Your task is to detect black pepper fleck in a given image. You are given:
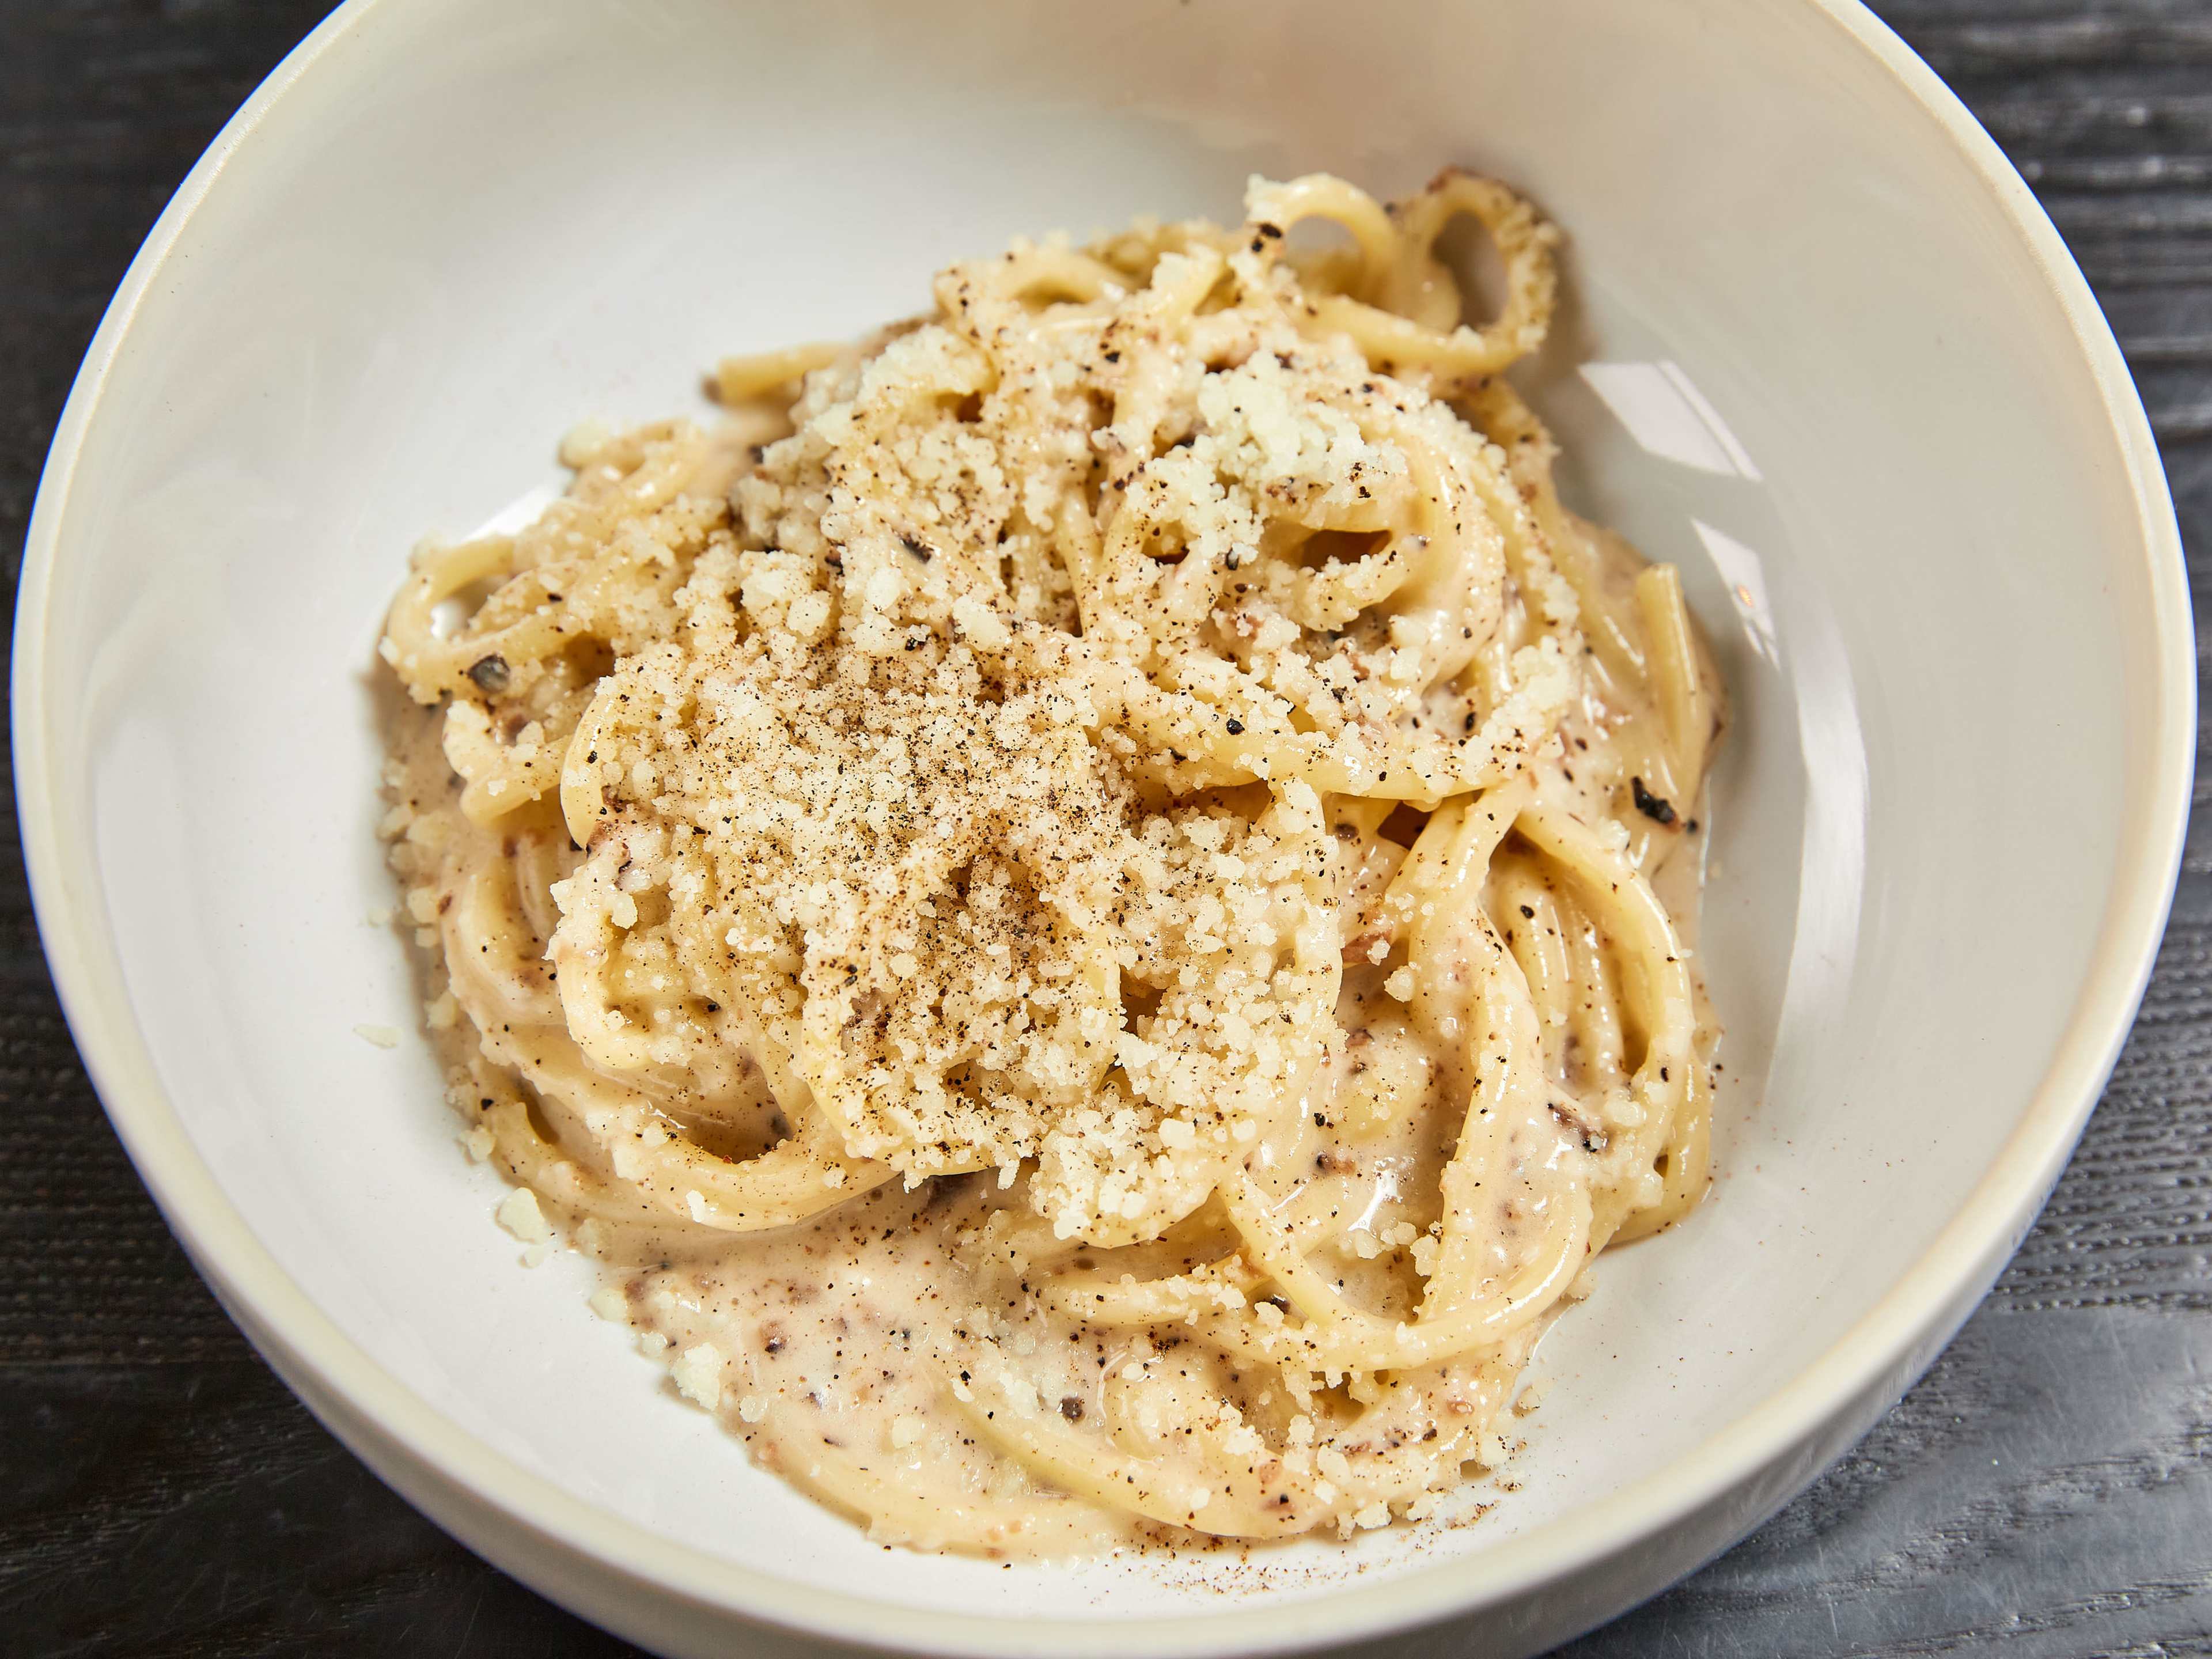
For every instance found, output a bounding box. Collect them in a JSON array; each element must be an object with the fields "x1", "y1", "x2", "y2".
[{"x1": 1631, "y1": 777, "x2": 1678, "y2": 825}]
